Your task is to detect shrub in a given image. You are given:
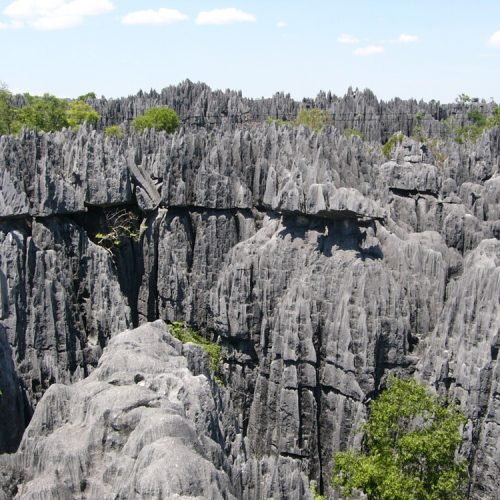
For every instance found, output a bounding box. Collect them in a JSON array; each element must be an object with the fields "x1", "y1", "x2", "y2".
[
  {"x1": 332, "y1": 376, "x2": 467, "y2": 500},
  {"x1": 105, "y1": 125, "x2": 124, "y2": 138},
  {"x1": 344, "y1": 128, "x2": 366, "y2": 139},
  {"x1": 487, "y1": 106, "x2": 500, "y2": 128},
  {"x1": 266, "y1": 116, "x2": 290, "y2": 127},
  {"x1": 132, "y1": 106, "x2": 180, "y2": 134},
  {"x1": 309, "y1": 481, "x2": 325, "y2": 500},
  {"x1": 295, "y1": 107, "x2": 331, "y2": 132},
  {"x1": 93, "y1": 208, "x2": 145, "y2": 250},
  {"x1": 468, "y1": 109, "x2": 487, "y2": 127},
  {"x1": 266, "y1": 108, "x2": 331, "y2": 133},
  {"x1": 382, "y1": 131, "x2": 405, "y2": 158},
  {"x1": 169, "y1": 321, "x2": 222, "y2": 383},
  {"x1": 66, "y1": 100, "x2": 100, "y2": 130}
]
